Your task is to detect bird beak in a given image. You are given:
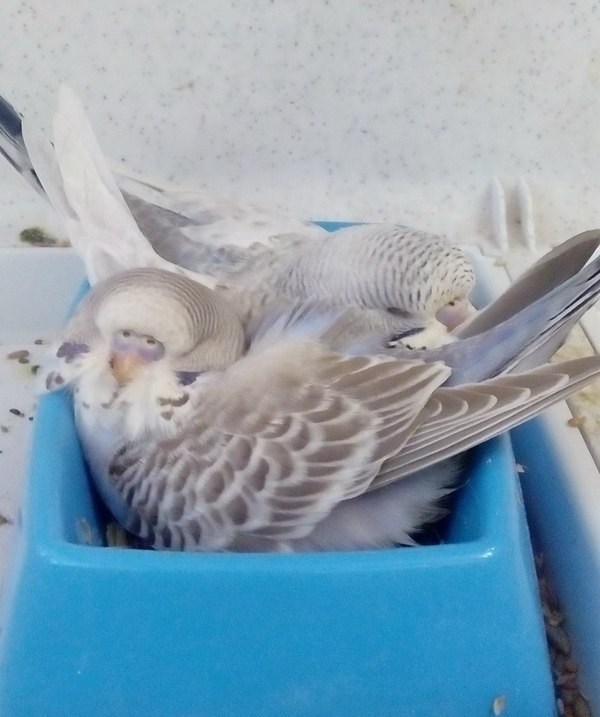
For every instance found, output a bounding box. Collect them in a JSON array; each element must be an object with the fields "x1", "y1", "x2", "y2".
[
  {"x1": 436, "y1": 299, "x2": 477, "y2": 331},
  {"x1": 110, "y1": 352, "x2": 144, "y2": 386}
]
